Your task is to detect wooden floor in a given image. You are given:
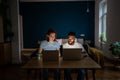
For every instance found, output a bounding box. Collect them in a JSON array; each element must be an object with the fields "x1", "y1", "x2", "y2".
[{"x1": 0, "y1": 59, "x2": 120, "y2": 80}]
